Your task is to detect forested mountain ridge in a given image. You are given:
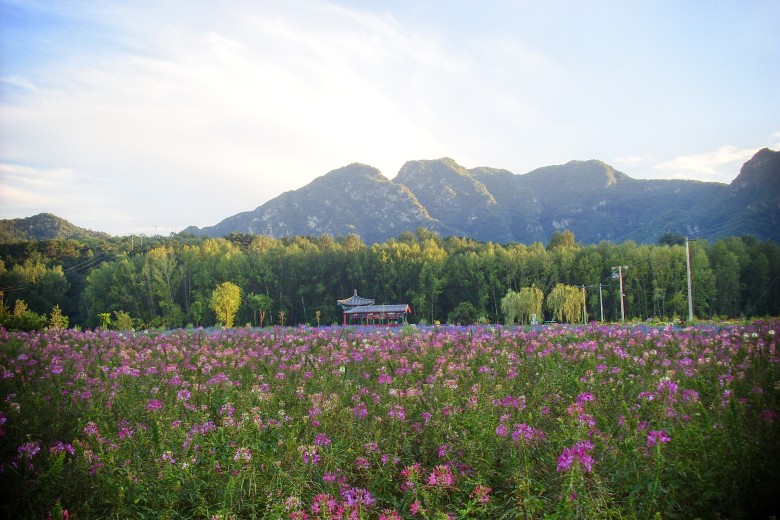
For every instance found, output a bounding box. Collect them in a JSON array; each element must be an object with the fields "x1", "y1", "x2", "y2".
[
  {"x1": 0, "y1": 213, "x2": 111, "y2": 242},
  {"x1": 185, "y1": 149, "x2": 780, "y2": 244}
]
